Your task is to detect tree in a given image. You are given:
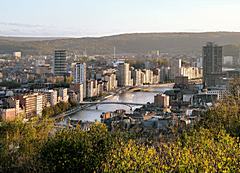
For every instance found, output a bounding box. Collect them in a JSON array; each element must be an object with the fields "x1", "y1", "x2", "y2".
[
  {"x1": 101, "y1": 128, "x2": 240, "y2": 172},
  {"x1": 39, "y1": 123, "x2": 122, "y2": 173},
  {"x1": 42, "y1": 107, "x2": 54, "y2": 117},
  {"x1": 0, "y1": 117, "x2": 54, "y2": 172},
  {"x1": 199, "y1": 97, "x2": 240, "y2": 137},
  {"x1": 228, "y1": 78, "x2": 240, "y2": 98}
]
